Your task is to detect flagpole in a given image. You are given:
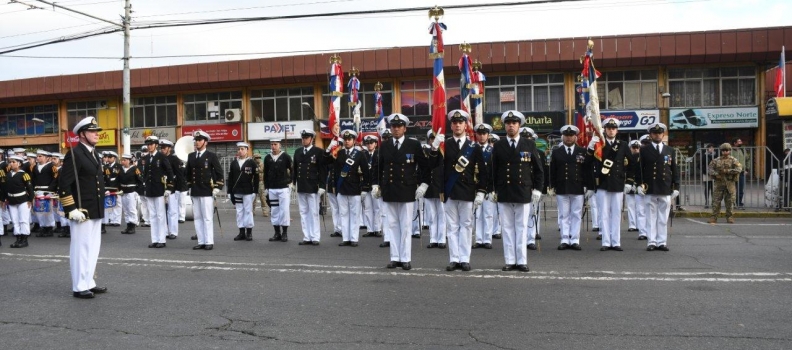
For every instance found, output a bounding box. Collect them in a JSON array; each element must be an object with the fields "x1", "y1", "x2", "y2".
[{"x1": 428, "y1": 5, "x2": 447, "y2": 150}]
